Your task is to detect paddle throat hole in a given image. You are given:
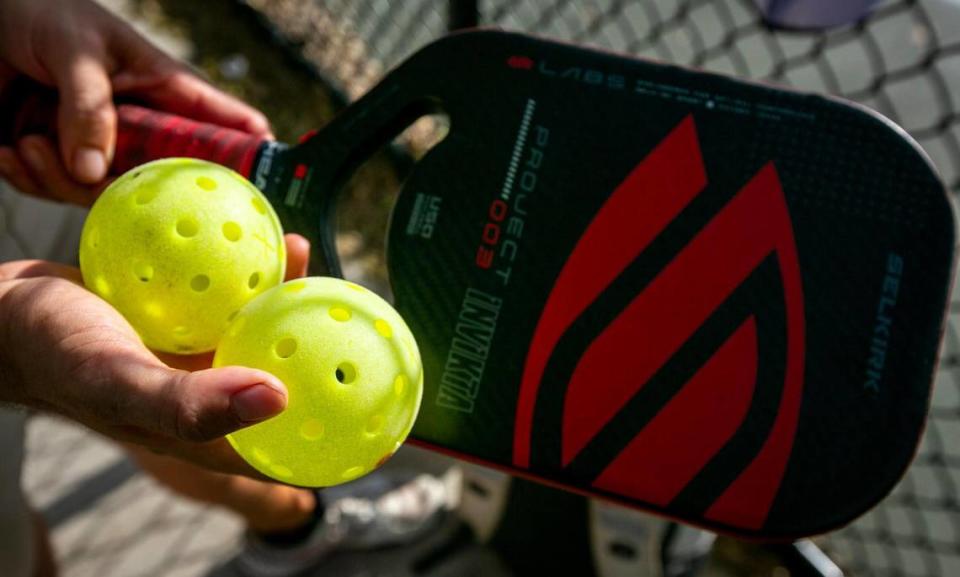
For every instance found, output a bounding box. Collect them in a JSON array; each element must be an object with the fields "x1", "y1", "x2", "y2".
[{"x1": 330, "y1": 108, "x2": 450, "y2": 292}]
